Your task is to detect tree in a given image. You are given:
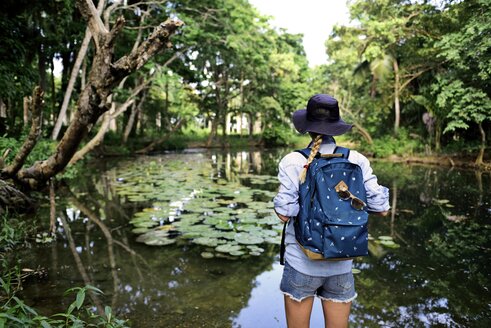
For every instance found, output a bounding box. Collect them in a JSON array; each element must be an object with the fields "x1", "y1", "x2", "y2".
[
  {"x1": 431, "y1": 0, "x2": 491, "y2": 164},
  {"x1": 1, "y1": 0, "x2": 182, "y2": 192}
]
